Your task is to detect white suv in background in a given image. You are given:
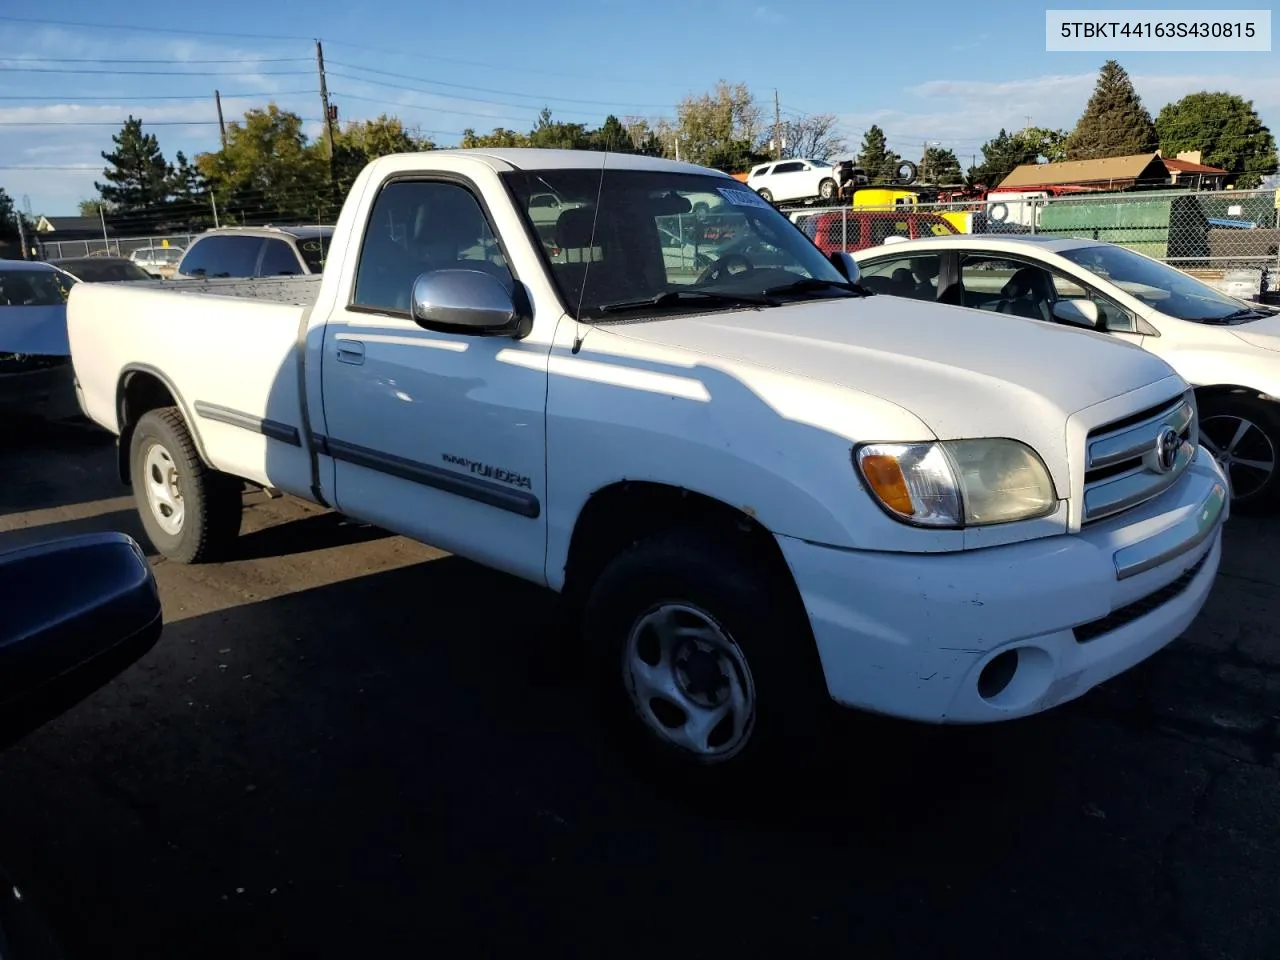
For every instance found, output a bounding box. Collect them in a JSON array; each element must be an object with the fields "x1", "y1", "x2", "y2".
[{"x1": 746, "y1": 159, "x2": 838, "y2": 204}]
